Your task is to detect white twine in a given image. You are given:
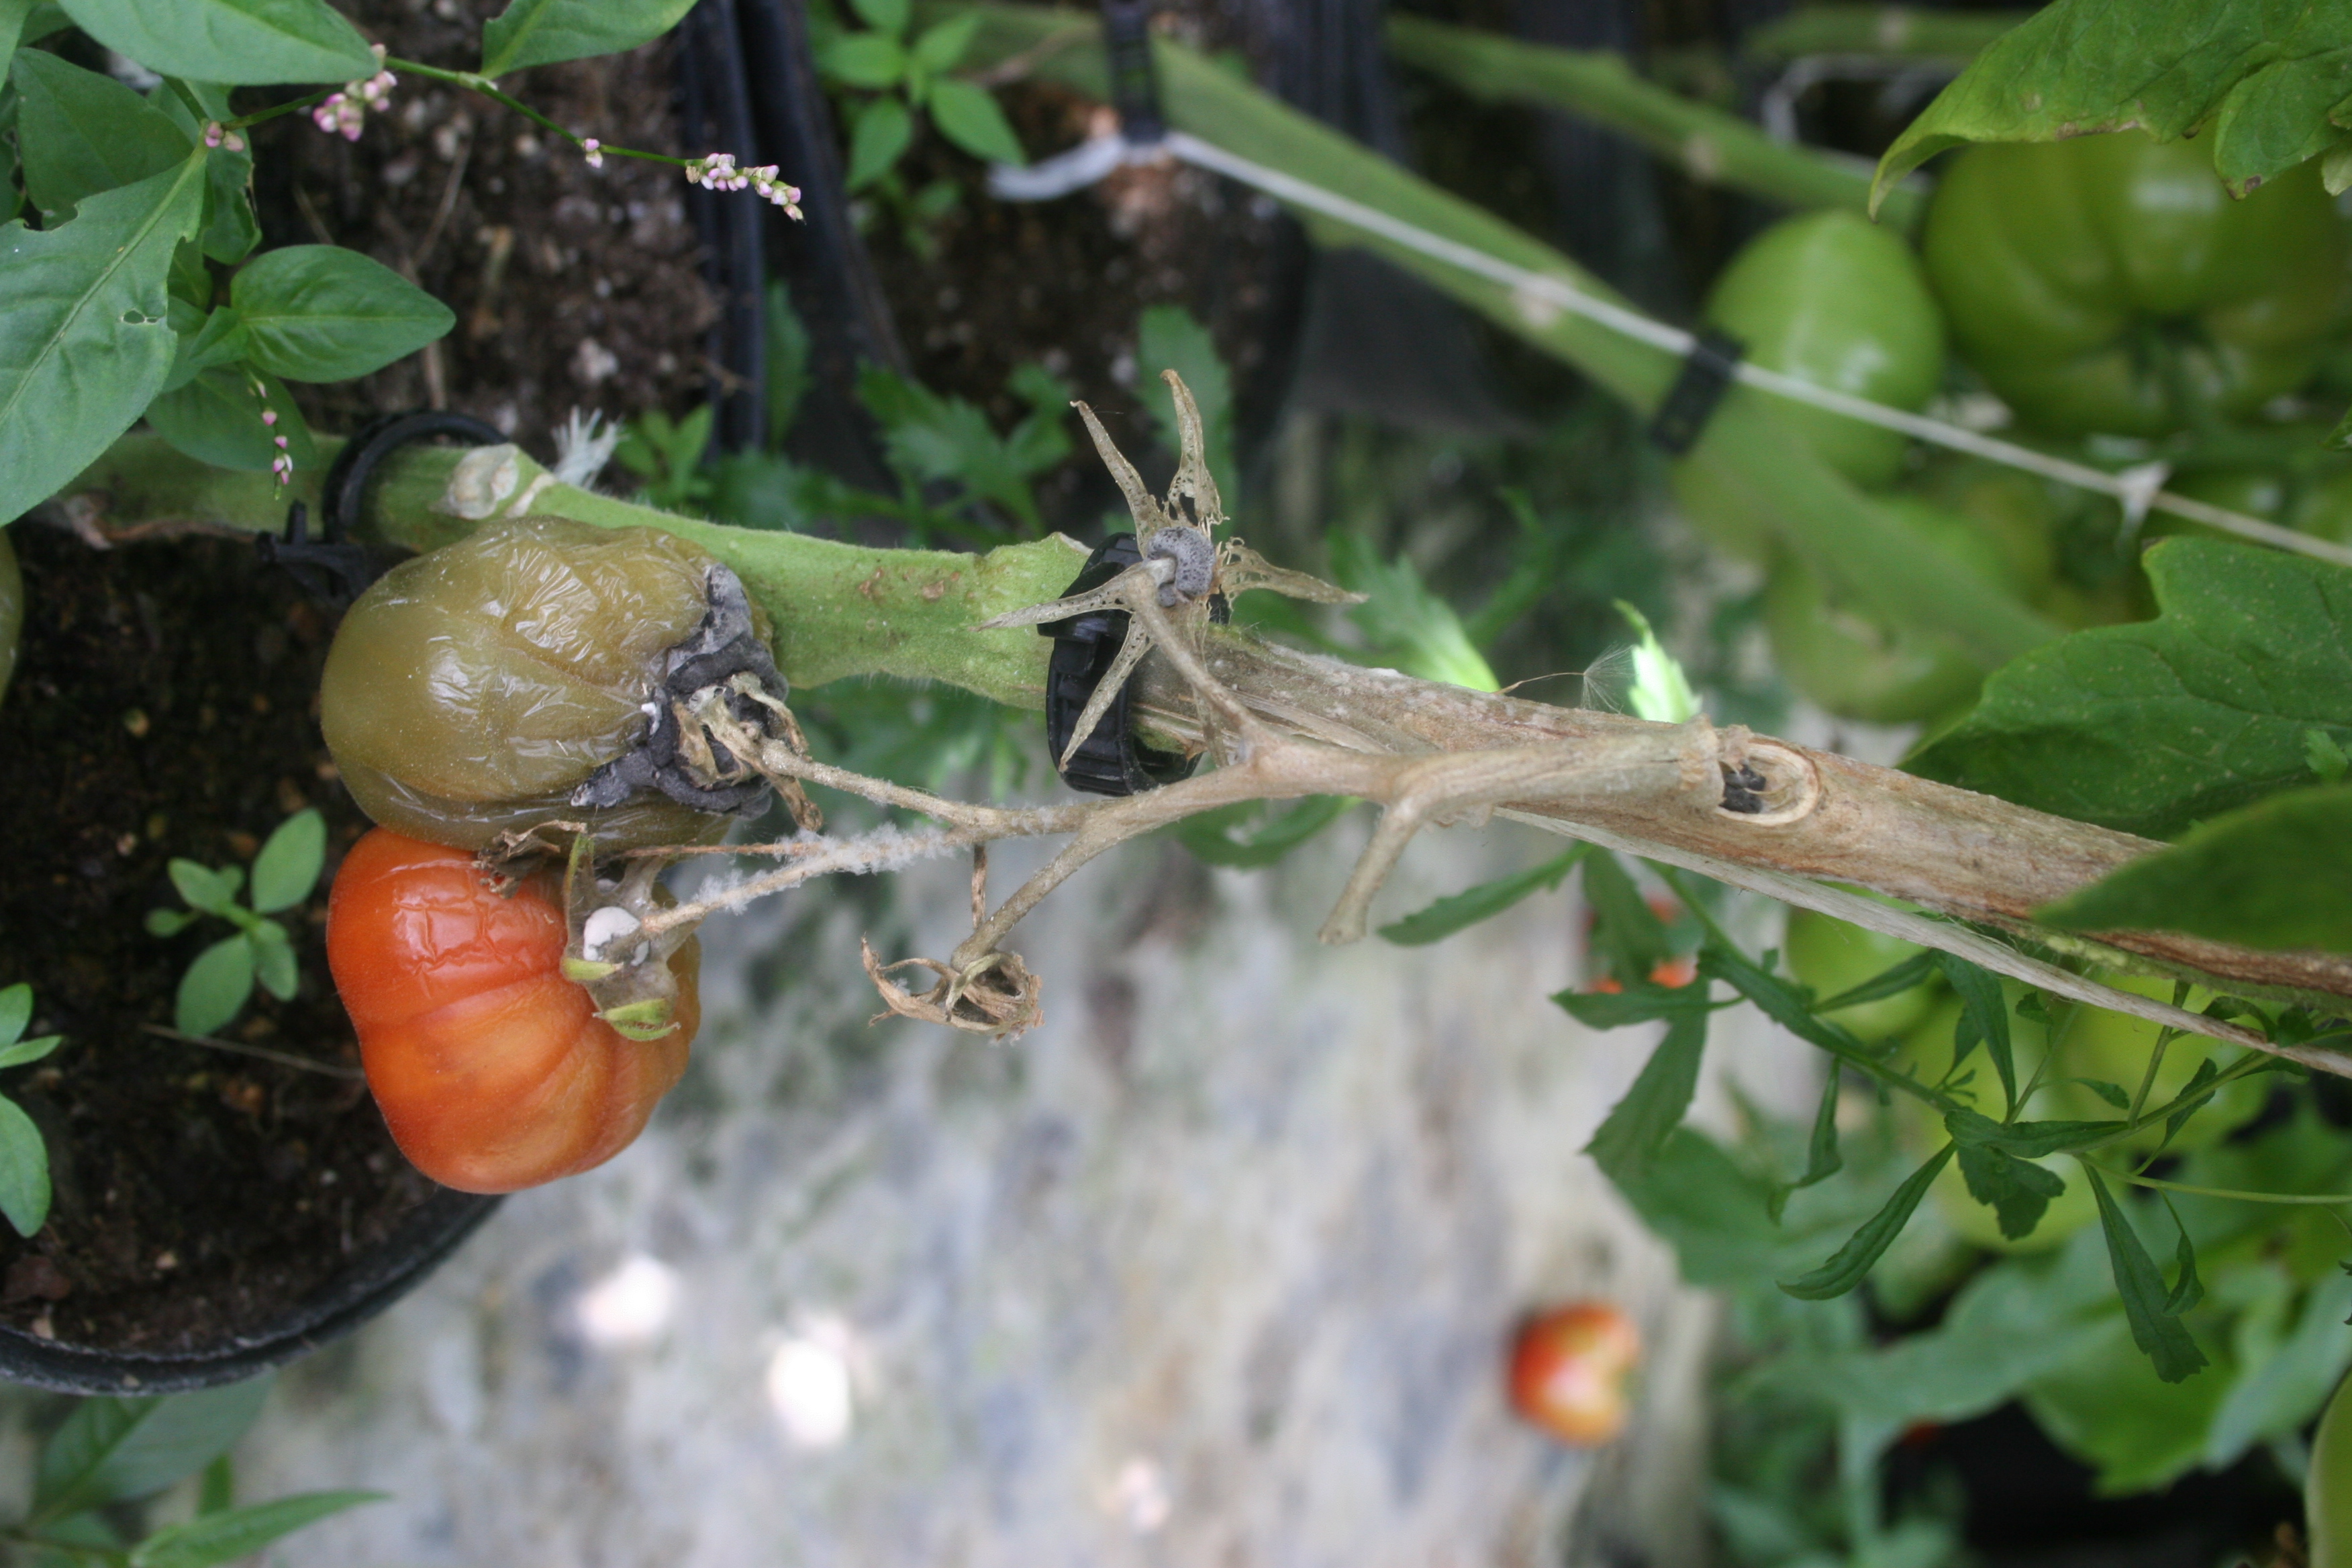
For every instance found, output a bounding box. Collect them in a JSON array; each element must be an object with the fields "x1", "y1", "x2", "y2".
[{"x1": 1153, "y1": 130, "x2": 2352, "y2": 571}]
